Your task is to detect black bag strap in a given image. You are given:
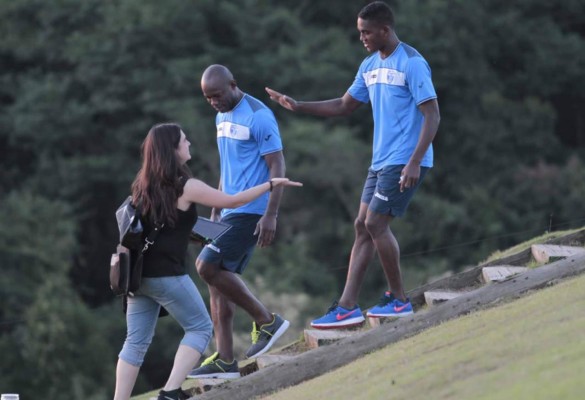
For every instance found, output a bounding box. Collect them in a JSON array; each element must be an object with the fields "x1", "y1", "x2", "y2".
[
  {"x1": 133, "y1": 198, "x2": 164, "y2": 254},
  {"x1": 124, "y1": 222, "x2": 163, "y2": 297},
  {"x1": 141, "y1": 222, "x2": 164, "y2": 253}
]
